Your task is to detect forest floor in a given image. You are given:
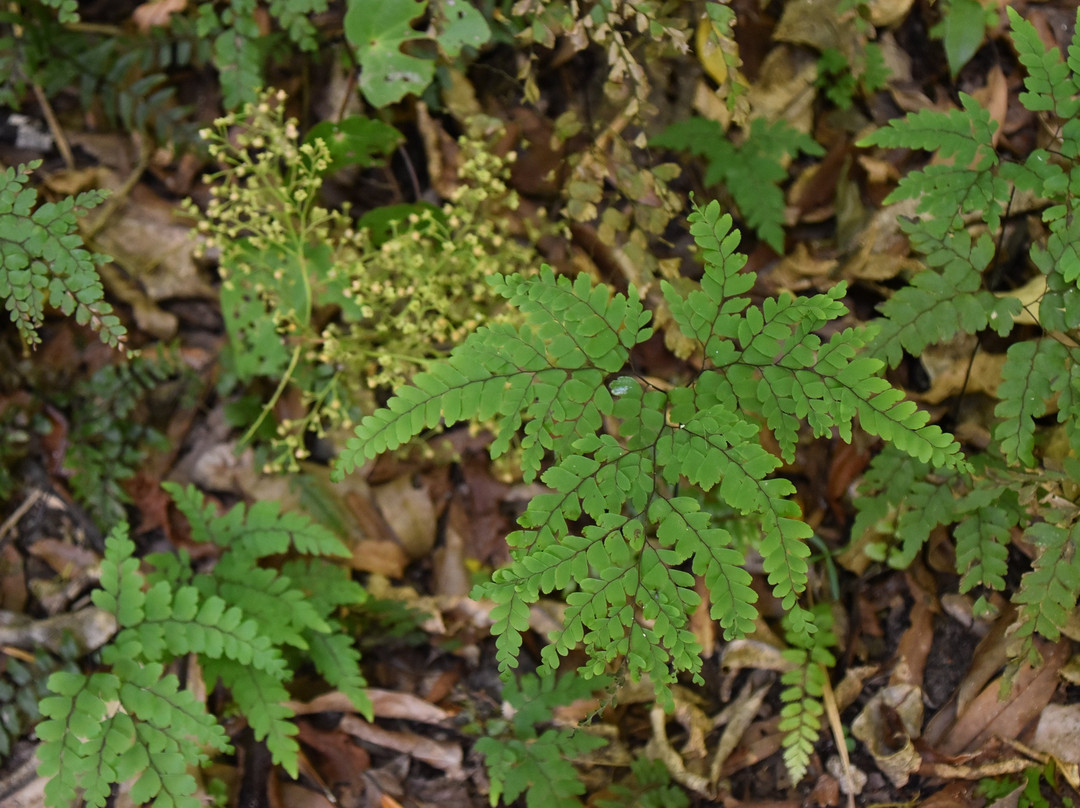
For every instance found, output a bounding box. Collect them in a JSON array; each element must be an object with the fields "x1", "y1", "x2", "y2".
[{"x1": 3, "y1": 1, "x2": 1080, "y2": 807}]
